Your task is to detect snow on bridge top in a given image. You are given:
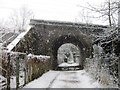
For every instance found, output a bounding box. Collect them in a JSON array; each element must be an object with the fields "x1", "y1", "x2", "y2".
[{"x1": 30, "y1": 19, "x2": 108, "y2": 29}]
